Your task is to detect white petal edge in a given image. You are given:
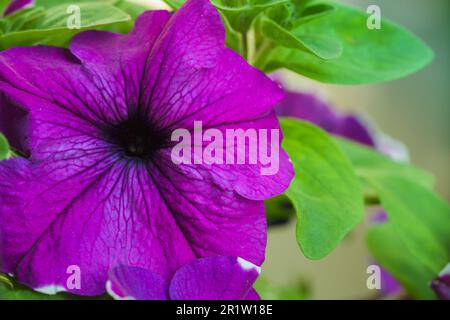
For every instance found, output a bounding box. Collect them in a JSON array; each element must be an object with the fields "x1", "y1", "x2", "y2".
[
  {"x1": 35, "y1": 284, "x2": 67, "y2": 295},
  {"x1": 105, "y1": 280, "x2": 135, "y2": 300},
  {"x1": 237, "y1": 257, "x2": 261, "y2": 274}
]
